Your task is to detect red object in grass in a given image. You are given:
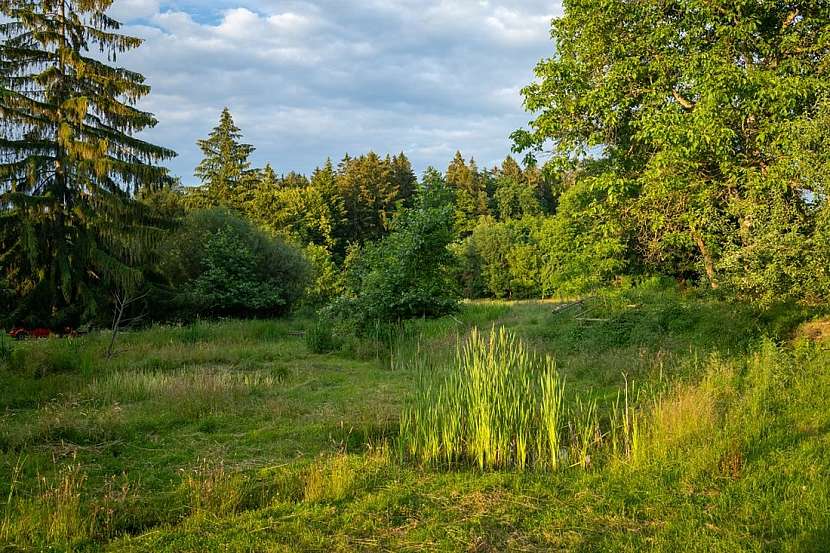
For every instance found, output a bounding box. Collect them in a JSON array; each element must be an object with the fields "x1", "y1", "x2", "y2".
[
  {"x1": 8, "y1": 327, "x2": 52, "y2": 340},
  {"x1": 8, "y1": 328, "x2": 29, "y2": 340}
]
